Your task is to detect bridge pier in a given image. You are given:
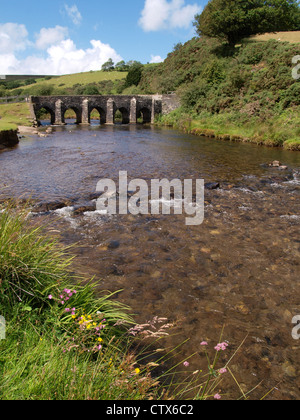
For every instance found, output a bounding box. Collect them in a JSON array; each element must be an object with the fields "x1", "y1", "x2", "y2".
[
  {"x1": 106, "y1": 98, "x2": 114, "y2": 125},
  {"x1": 55, "y1": 99, "x2": 64, "y2": 125},
  {"x1": 81, "y1": 99, "x2": 89, "y2": 125},
  {"x1": 130, "y1": 97, "x2": 137, "y2": 124}
]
